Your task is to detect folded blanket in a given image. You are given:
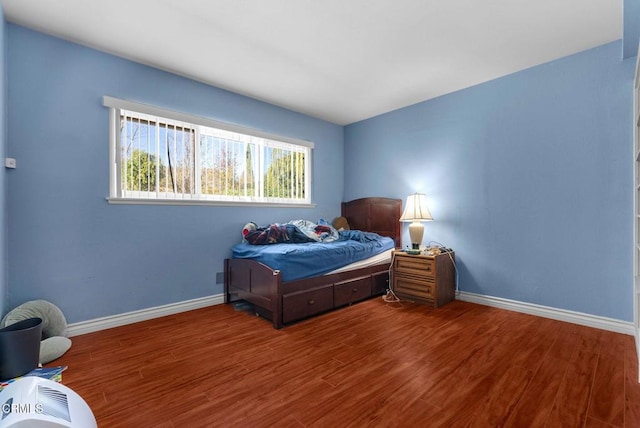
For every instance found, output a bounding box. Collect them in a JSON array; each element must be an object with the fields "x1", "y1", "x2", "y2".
[
  {"x1": 288, "y1": 219, "x2": 339, "y2": 243},
  {"x1": 338, "y1": 230, "x2": 382, "y2": 243},
  {"x1": 244, "y1": 219, "x2": 339, "y2": 245}
]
